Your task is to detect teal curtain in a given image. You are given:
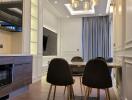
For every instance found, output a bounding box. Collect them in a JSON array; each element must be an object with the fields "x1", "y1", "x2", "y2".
[{"x1": 82, "y1": 16, "x2": 111, "y2": 62}]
